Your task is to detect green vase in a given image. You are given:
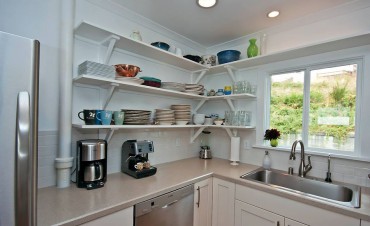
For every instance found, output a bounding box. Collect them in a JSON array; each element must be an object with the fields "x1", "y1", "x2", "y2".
[
  {"x1": 247, "y1": 38, "x2": 258, "y2": 58},
  {"x1": 270, "y1": 139, "x2": 278, "y2": 147}
]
